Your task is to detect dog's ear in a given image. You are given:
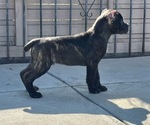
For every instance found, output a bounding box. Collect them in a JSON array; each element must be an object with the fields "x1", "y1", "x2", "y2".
[
  {"x1": 101, "y1": 8, "x2": 108, "y2": 14},
  {"x1": 107, "y1": 10, "x2": 117, "y2": 20},
  {"x1": 101, "y1": 9, "x2": 117, "y2": 20}
]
